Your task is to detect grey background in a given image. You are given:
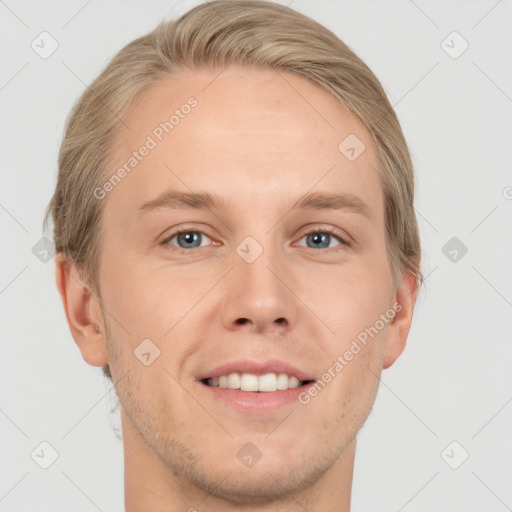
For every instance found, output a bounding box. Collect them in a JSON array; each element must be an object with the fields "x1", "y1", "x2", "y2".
[{"x1": 1, "y1": 0, "x2": 511, "y2": 510}]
